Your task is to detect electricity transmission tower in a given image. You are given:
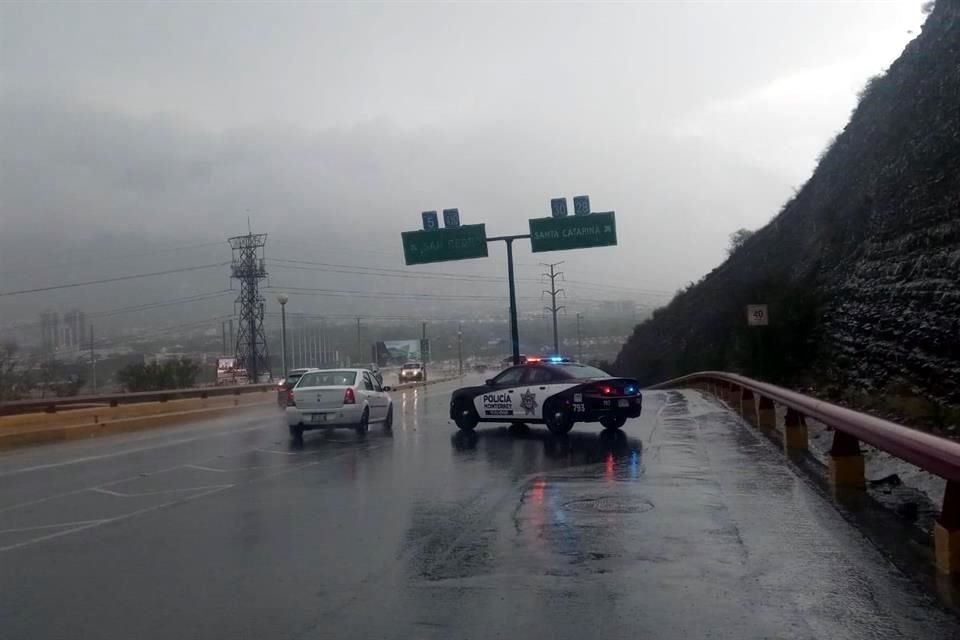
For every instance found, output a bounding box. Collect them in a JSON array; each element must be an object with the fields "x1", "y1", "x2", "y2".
[
  {"x1": 229, "y1": 232, "x2": 269, "y2": 382},
  {"x1": 541, "y1": 262, "x2": 565, "y2": 355}
]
